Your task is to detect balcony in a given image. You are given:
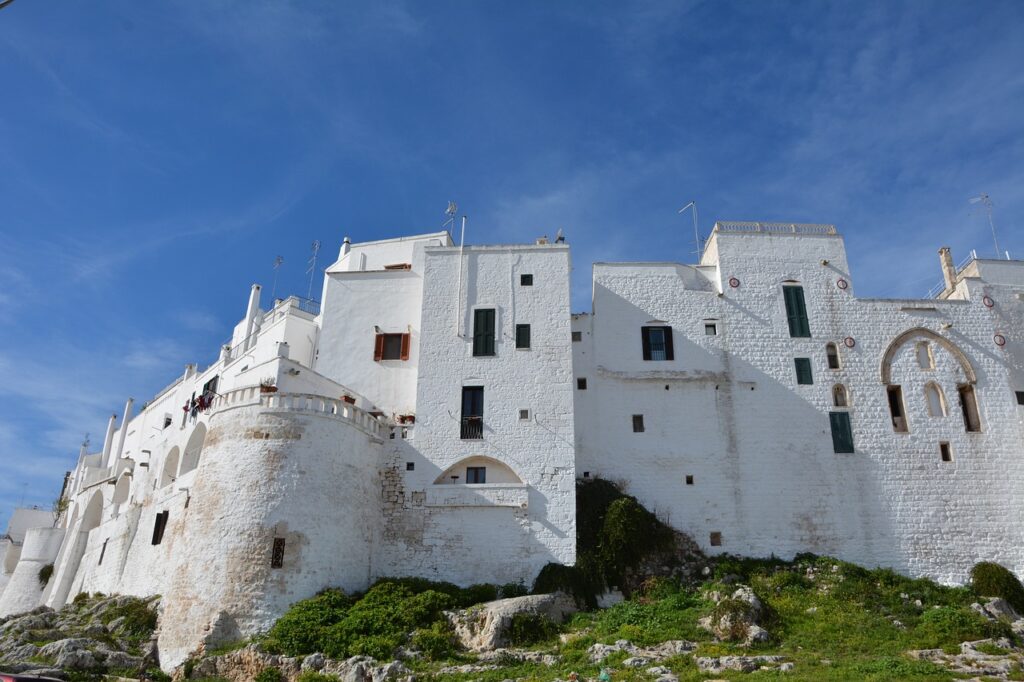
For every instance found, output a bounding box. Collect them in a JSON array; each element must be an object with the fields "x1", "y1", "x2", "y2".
[{"x1": 460, "y1": 416, "x2": 483, "y2": 440}]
